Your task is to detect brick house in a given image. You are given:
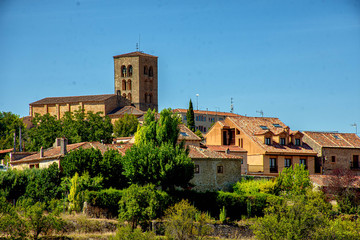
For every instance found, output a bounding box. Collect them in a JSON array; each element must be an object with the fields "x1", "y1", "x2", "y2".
[
  {"x1": 205, "y1": 116, "x2": 318, "y2": 176},
  {"x1": 302, "y1": 131, "x2": 360, "y2": 175}
]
